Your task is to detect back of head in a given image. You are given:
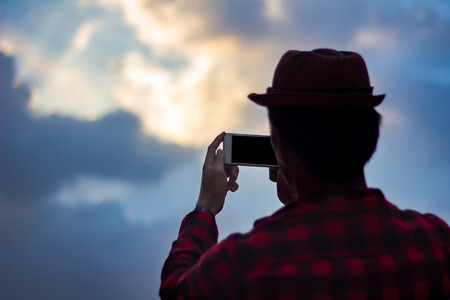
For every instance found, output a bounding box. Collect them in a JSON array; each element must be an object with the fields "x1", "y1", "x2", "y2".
[
  {"x1": 268, "y1": 107, "x2": 381, "y2": 183},
  {"x1": 248, "y1": 48, "x2": 385, "y2": 183}
]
